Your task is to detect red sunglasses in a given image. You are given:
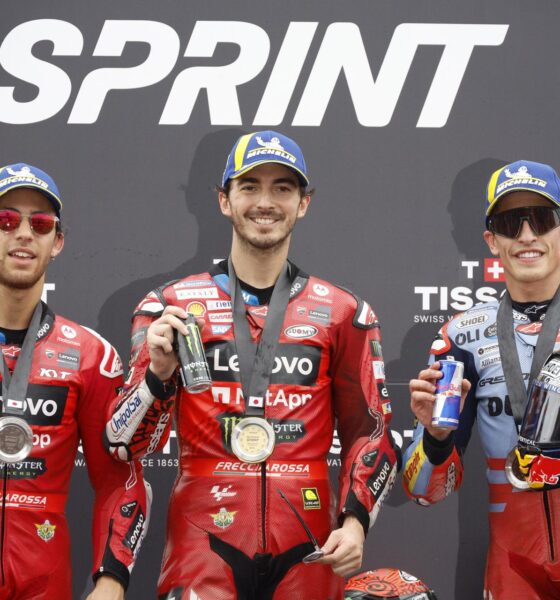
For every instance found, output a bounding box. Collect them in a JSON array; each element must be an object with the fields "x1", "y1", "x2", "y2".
[{"x1": 0, "y1": 209, "x2": 59, "y2": 235}]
